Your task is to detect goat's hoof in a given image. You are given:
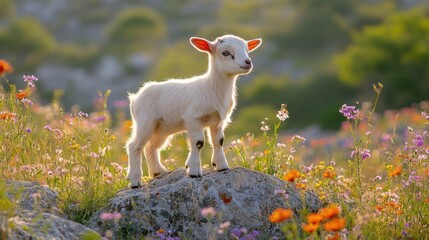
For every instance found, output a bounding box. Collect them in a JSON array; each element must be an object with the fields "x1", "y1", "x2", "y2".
[
  {"x1": 217, "y1": 168, "x2": 229, "y2": 172},
  {"x1": 189, "y1": 174, "x2": 202, "y2": 178},
  {"x1": 153, "y1": 172, "x2": 161, "y2": 177},
  {"x1": 212, "y1": 162, "x2": 216, "y2": 167},
  {"x1": 130, "y1": 183, "x2": 142, "y2": 189}
]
